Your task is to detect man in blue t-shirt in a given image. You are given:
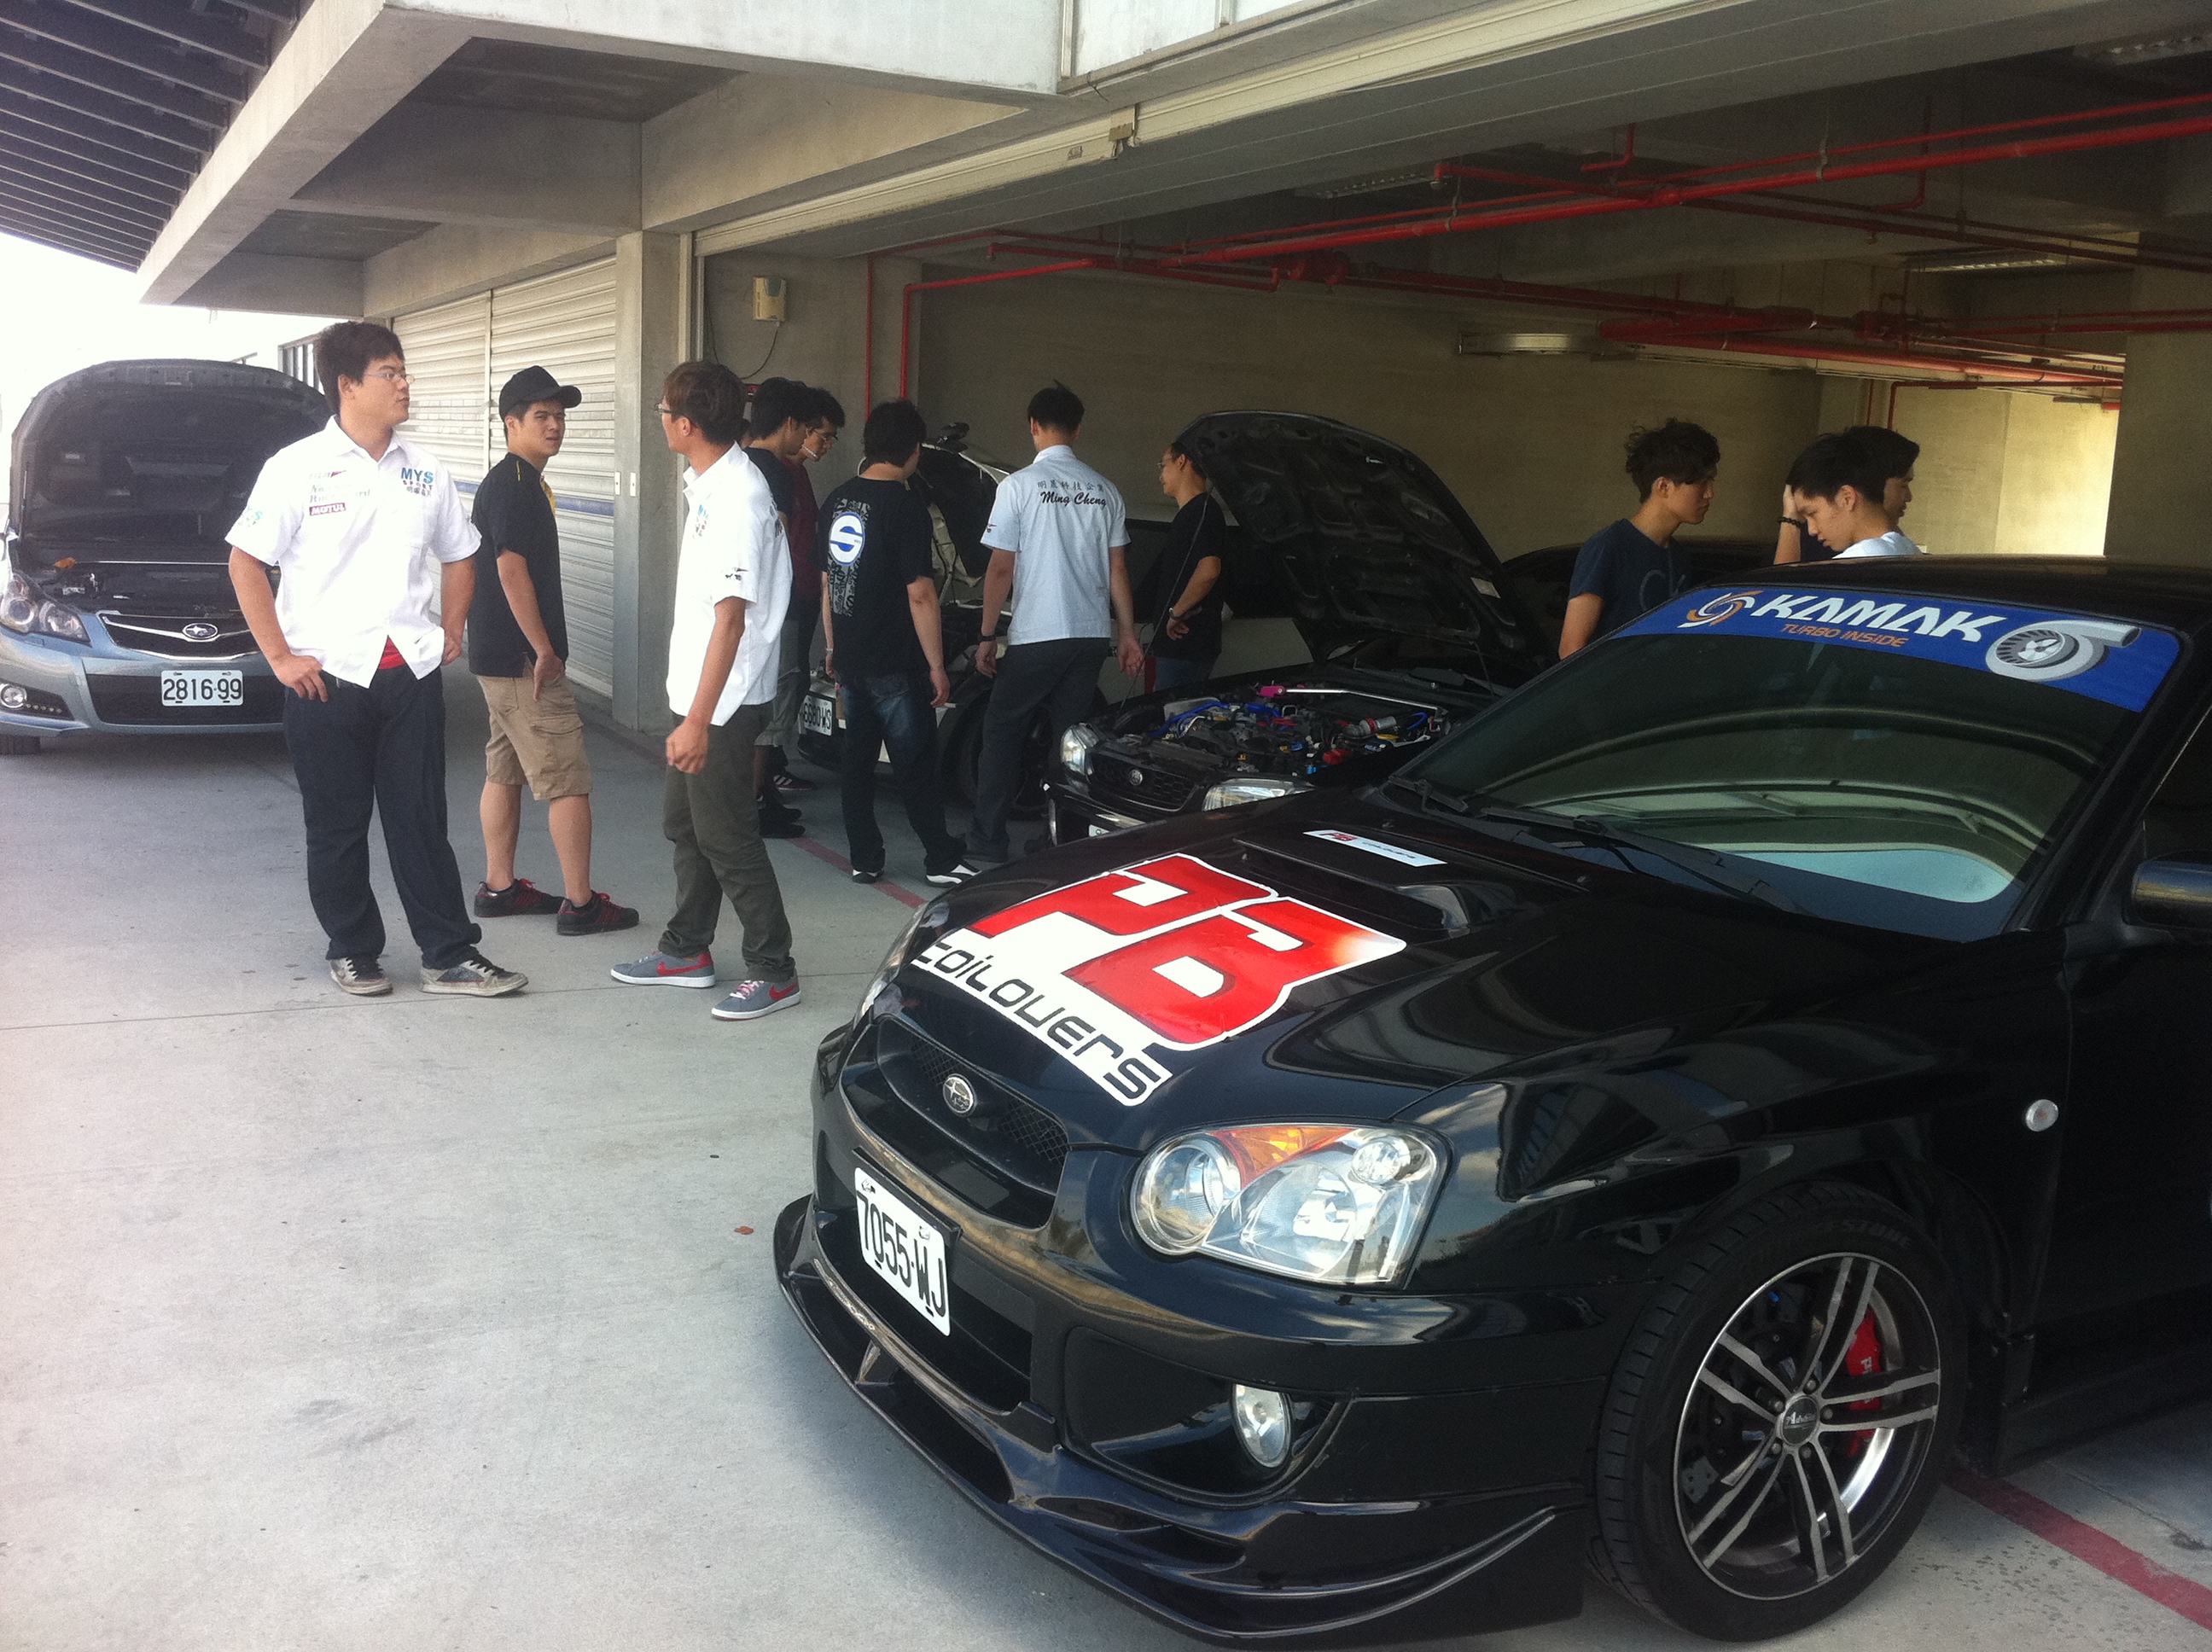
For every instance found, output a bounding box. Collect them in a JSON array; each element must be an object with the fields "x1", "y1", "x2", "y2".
[{"x1": 1558, "y1": 420, "x2": 1721, "y2": 657}]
